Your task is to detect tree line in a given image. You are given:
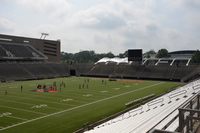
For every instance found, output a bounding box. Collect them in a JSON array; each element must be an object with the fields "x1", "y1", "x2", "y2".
[{"x1": 61, "y1": 49, "x2": 200, "y2": 63}]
